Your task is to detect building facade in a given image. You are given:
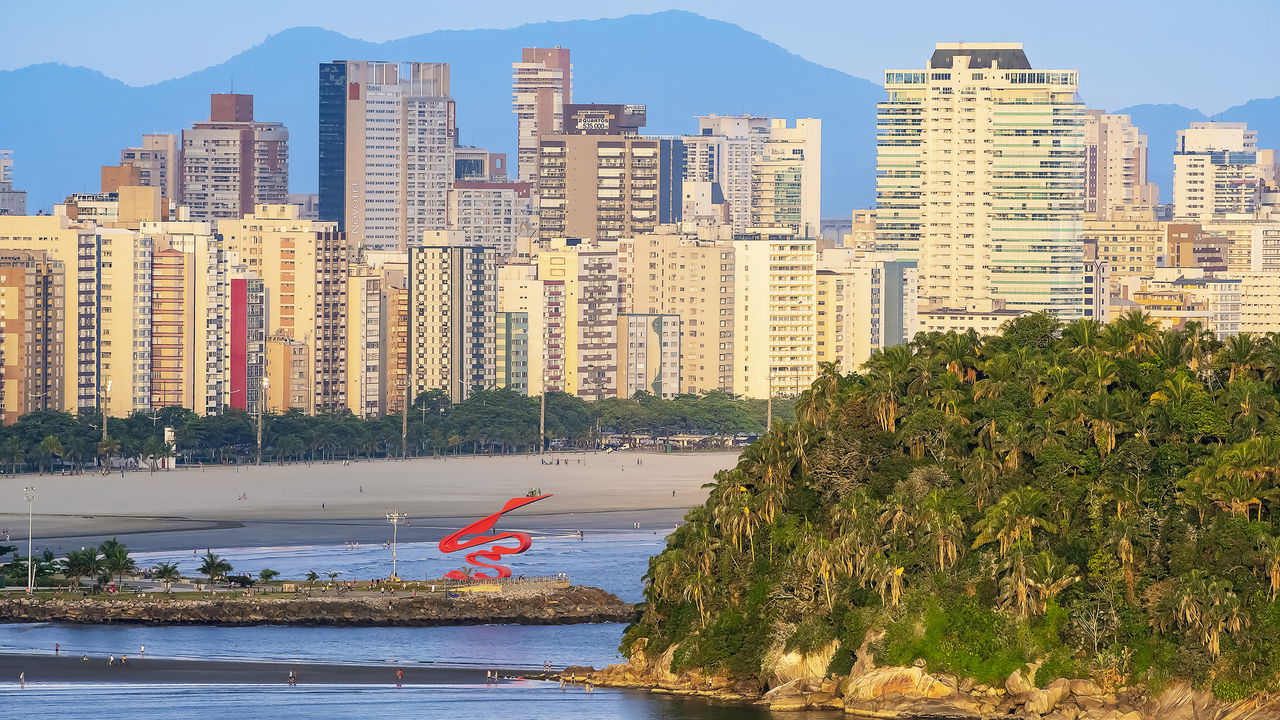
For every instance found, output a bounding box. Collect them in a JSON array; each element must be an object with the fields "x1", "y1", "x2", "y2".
[
  {"x1": 407, "y1": 244, "x2": 498, "y2": 403},
  {"x1": 319, "y1": 61, "x2": 457, "y2": 251},
  {"x1": 0, "y1": 250, "x2": 64, "y2": 423},
  {"x1": 512, "y1": 47, "x2": 572, "y2": 184},
  {"x1": 1083, "y1": 111, "x2": 1157, "y2": 219},
  {"x1": 876, "y1": 43, "x2": 1087, "y2": 322},
  {"x1": 181, "y1": 94, "x2": 288, "y2": 221}
]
